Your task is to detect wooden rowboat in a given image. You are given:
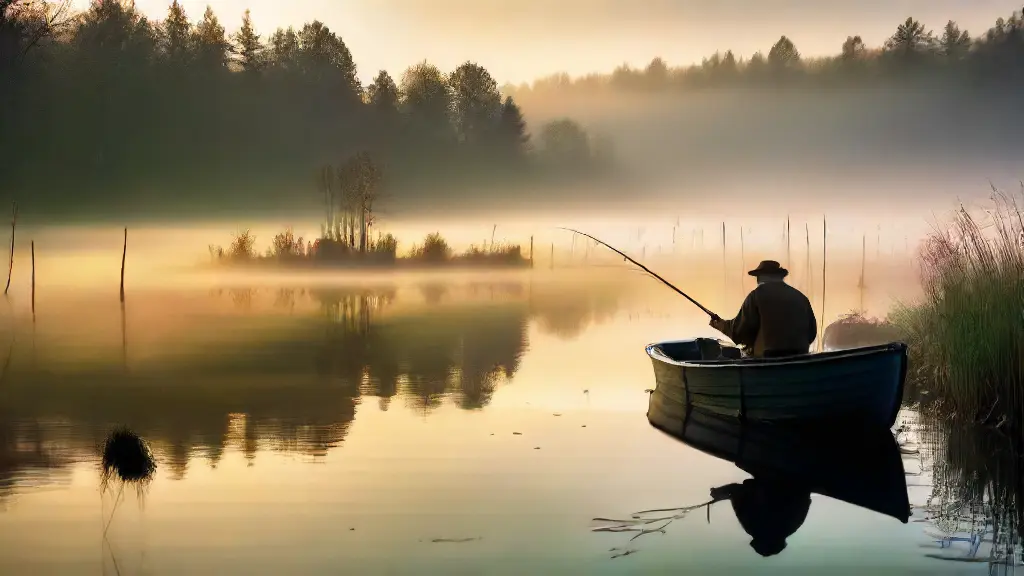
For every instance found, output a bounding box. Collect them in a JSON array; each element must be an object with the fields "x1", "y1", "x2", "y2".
[
  {"x1": 658, "y1": 406, "x2": 911, "y2": 526},
  {"x1": 646, "y1": 338, "x2": 908, "y2": 428}
]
